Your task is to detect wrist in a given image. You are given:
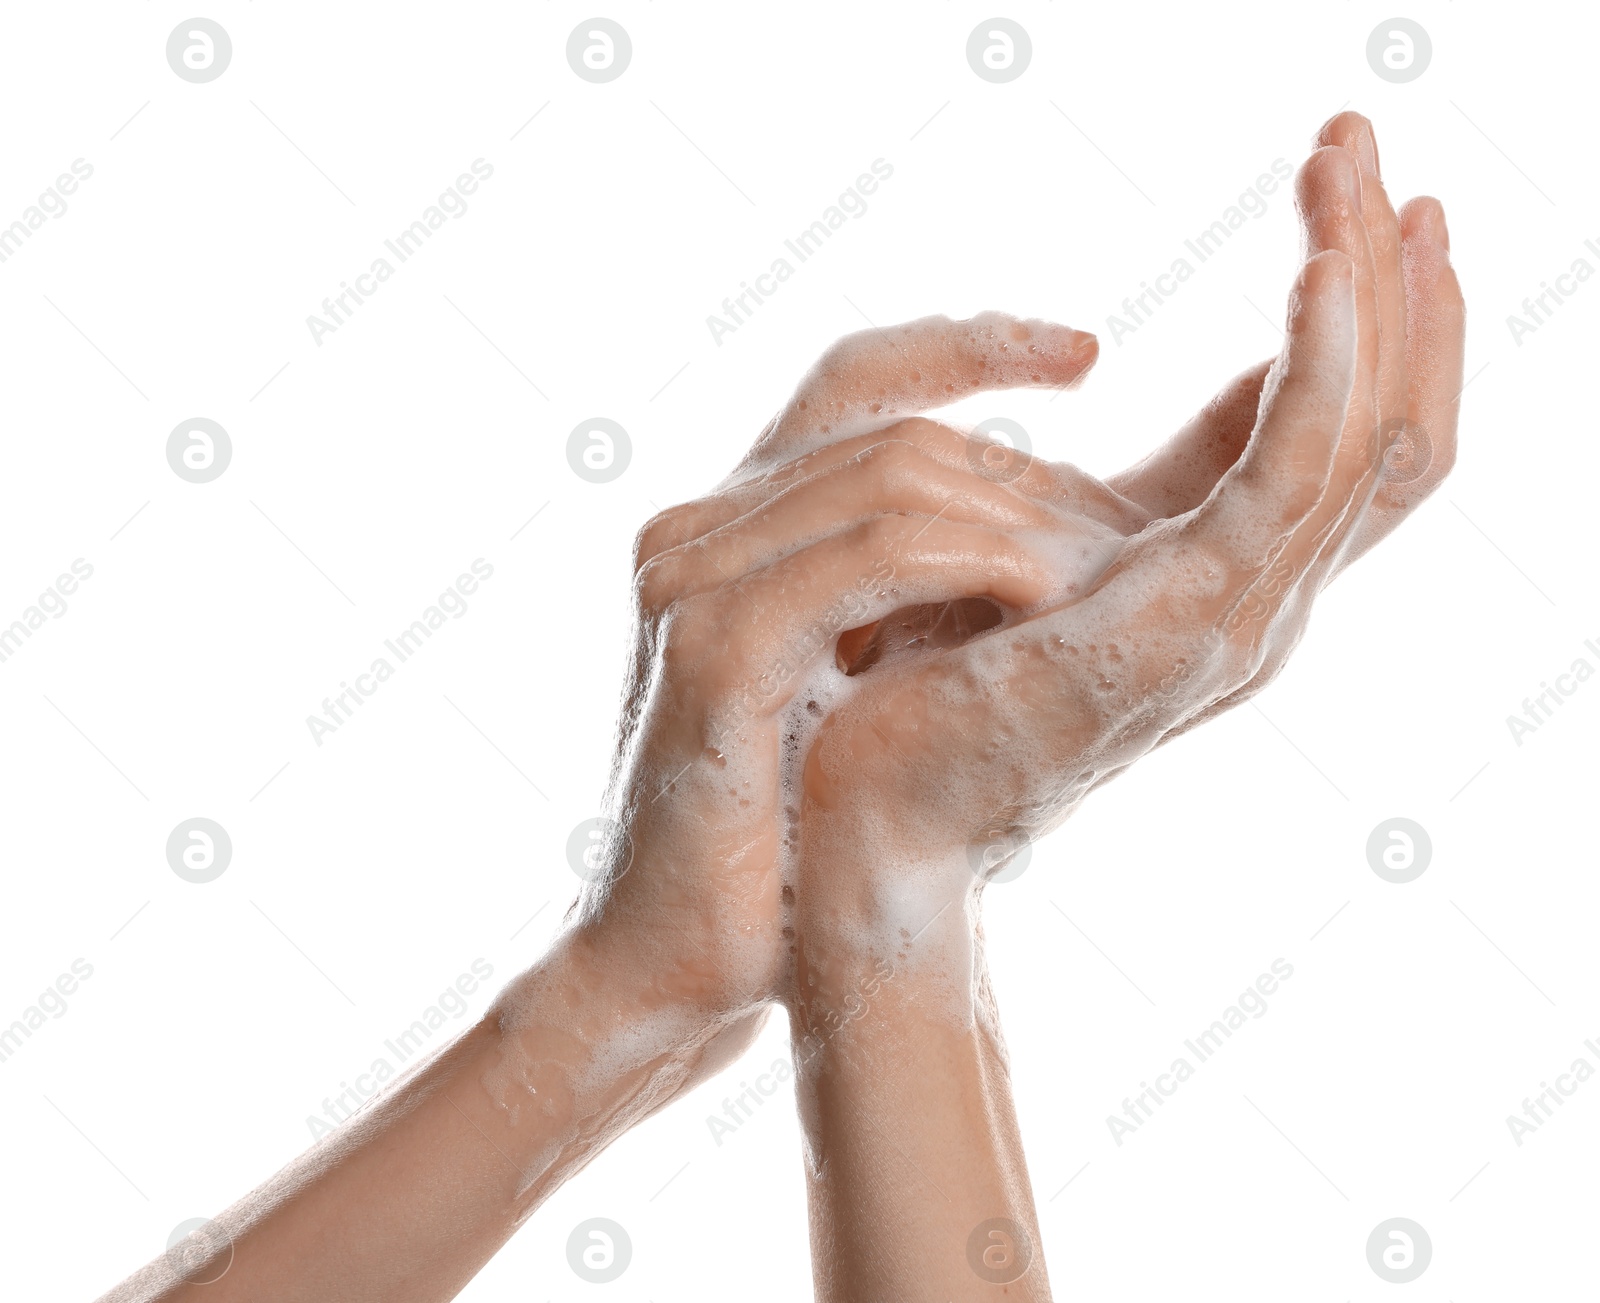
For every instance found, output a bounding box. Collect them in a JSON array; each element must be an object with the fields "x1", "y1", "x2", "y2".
[
  {"x1": 584, "y1": 812, "x2": 788, "y2": 1010},
  {"x1": 484, "y1": 929, "x2": 716, "y2": 1115},
  {"x1": 576, "y1": 884, "x2": 783, "y2": 1016},
  {"x1": 507, "y1": 917, "x2": 744, "y2": 1042},
  {"x1": 787, "y1": 897, "x2": 981, "y2": 1052},
  {"x1": 441, "y1": 927, "x2": 761, "y2": 1218},
  {"x1": 791, "y1": 869, "x2": 978, "y2": 983}
]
